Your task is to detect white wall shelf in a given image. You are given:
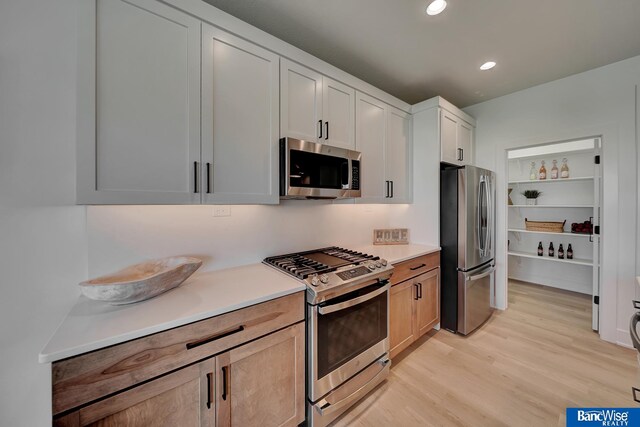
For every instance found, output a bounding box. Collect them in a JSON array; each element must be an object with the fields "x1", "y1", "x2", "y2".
[
  {"x1": 508, "y1": 250, "x2": 593, "y2": 266},
  {"x1": 508, "y1": 177, "x2": 594, "y2": 185},
  {"x1": 508, "y1": 228, "x2": 592, "y2": 238}
]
